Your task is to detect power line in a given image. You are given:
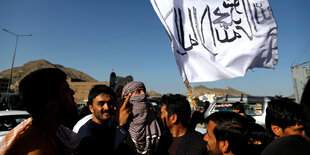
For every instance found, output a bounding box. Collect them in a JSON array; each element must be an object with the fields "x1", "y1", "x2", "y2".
[{"x1": 291, "y1": 39, "x2": 310, "y2": 67}]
